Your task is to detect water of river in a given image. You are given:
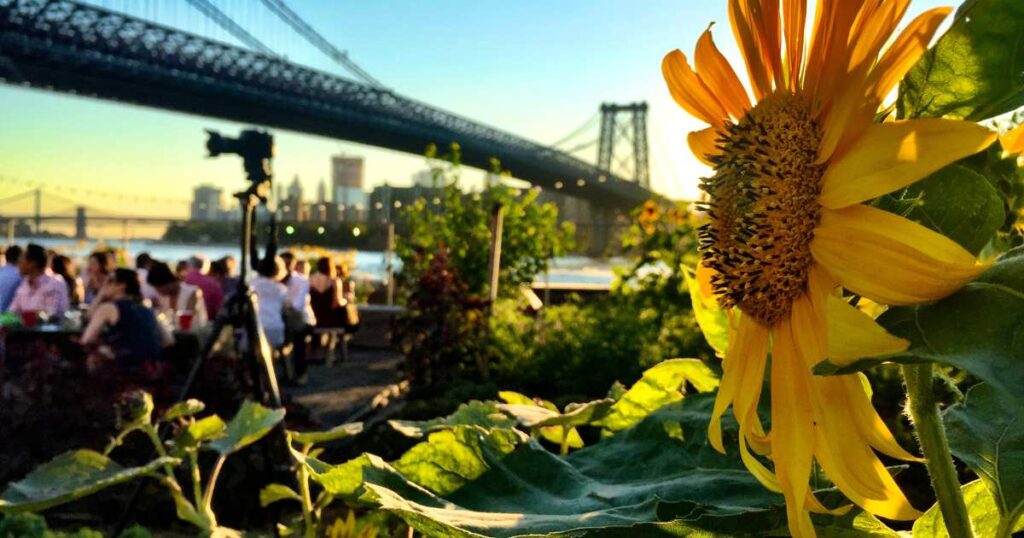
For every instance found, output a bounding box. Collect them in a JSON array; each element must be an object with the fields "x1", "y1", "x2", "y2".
[{"x1": 11, "y1": 238, "x2": 621, "y2": 286}]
